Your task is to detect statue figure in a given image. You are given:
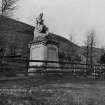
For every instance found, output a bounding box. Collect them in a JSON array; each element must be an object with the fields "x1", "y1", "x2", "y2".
[{"x1": 35, "y1": 12, "x2": 48, "y2": 34}]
